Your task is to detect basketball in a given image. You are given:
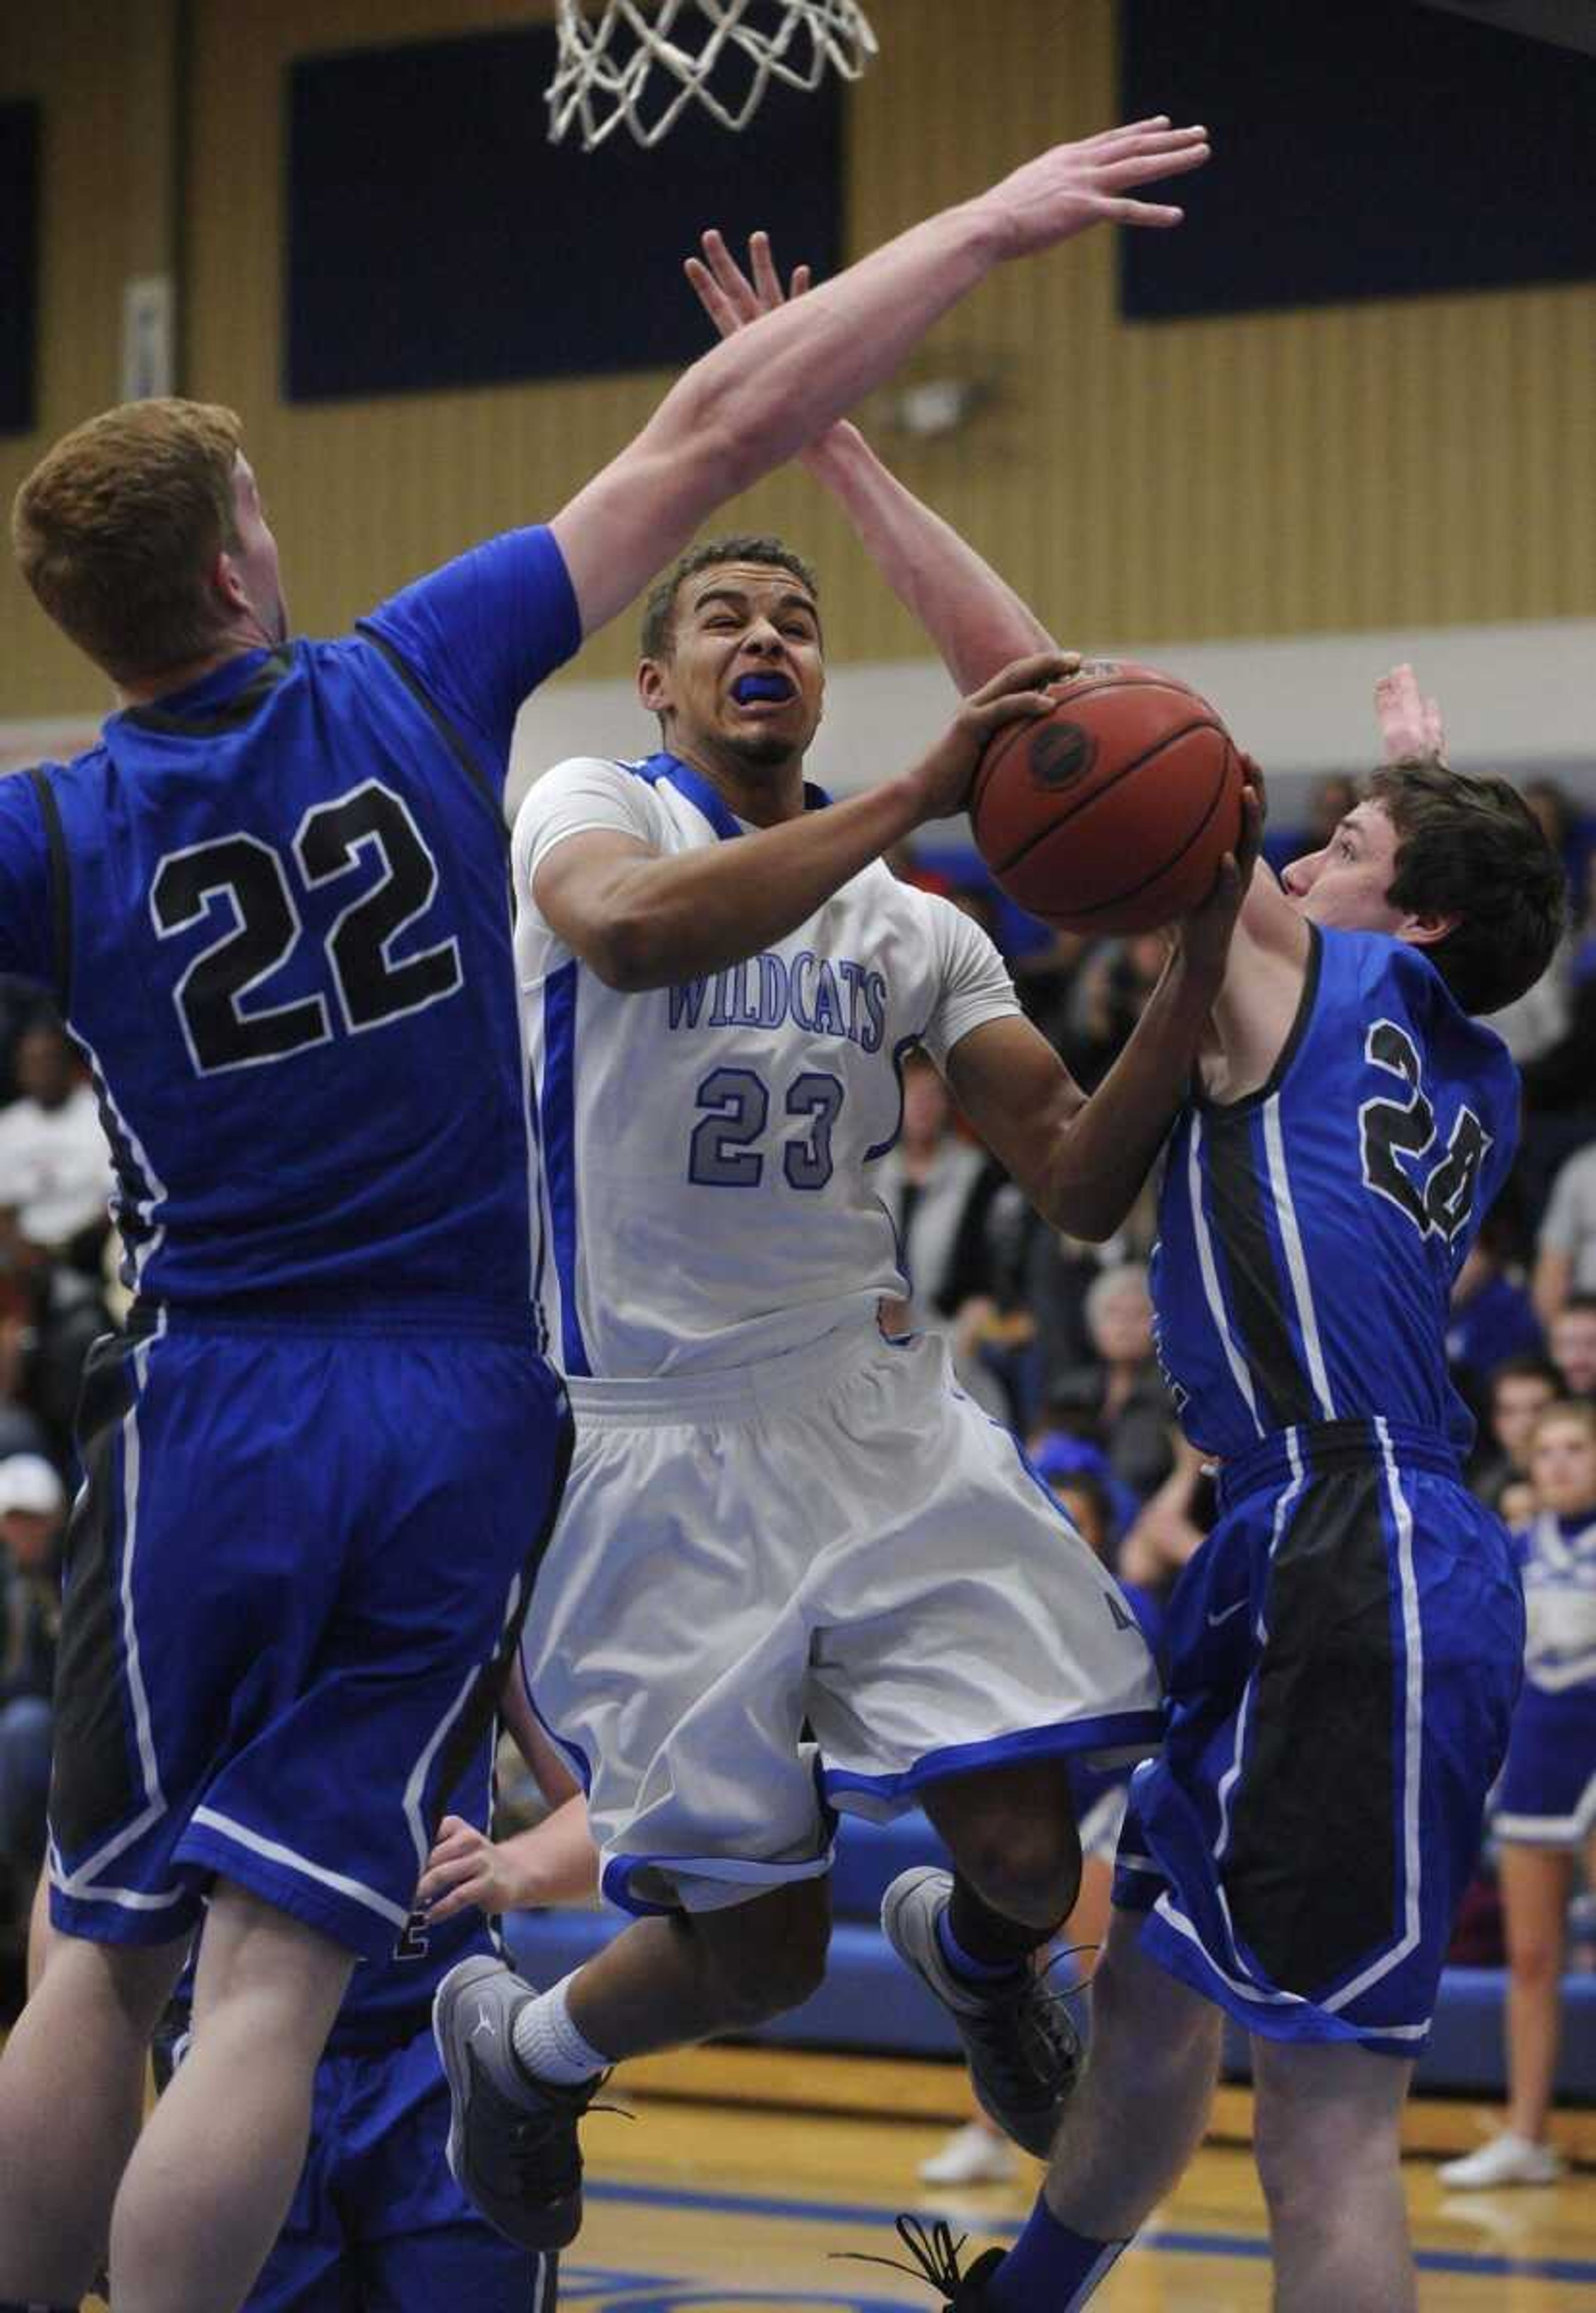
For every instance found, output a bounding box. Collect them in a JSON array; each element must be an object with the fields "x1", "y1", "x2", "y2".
[{"x1": 970, "y1": 660, "x2": 1244, "y2": 934}]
